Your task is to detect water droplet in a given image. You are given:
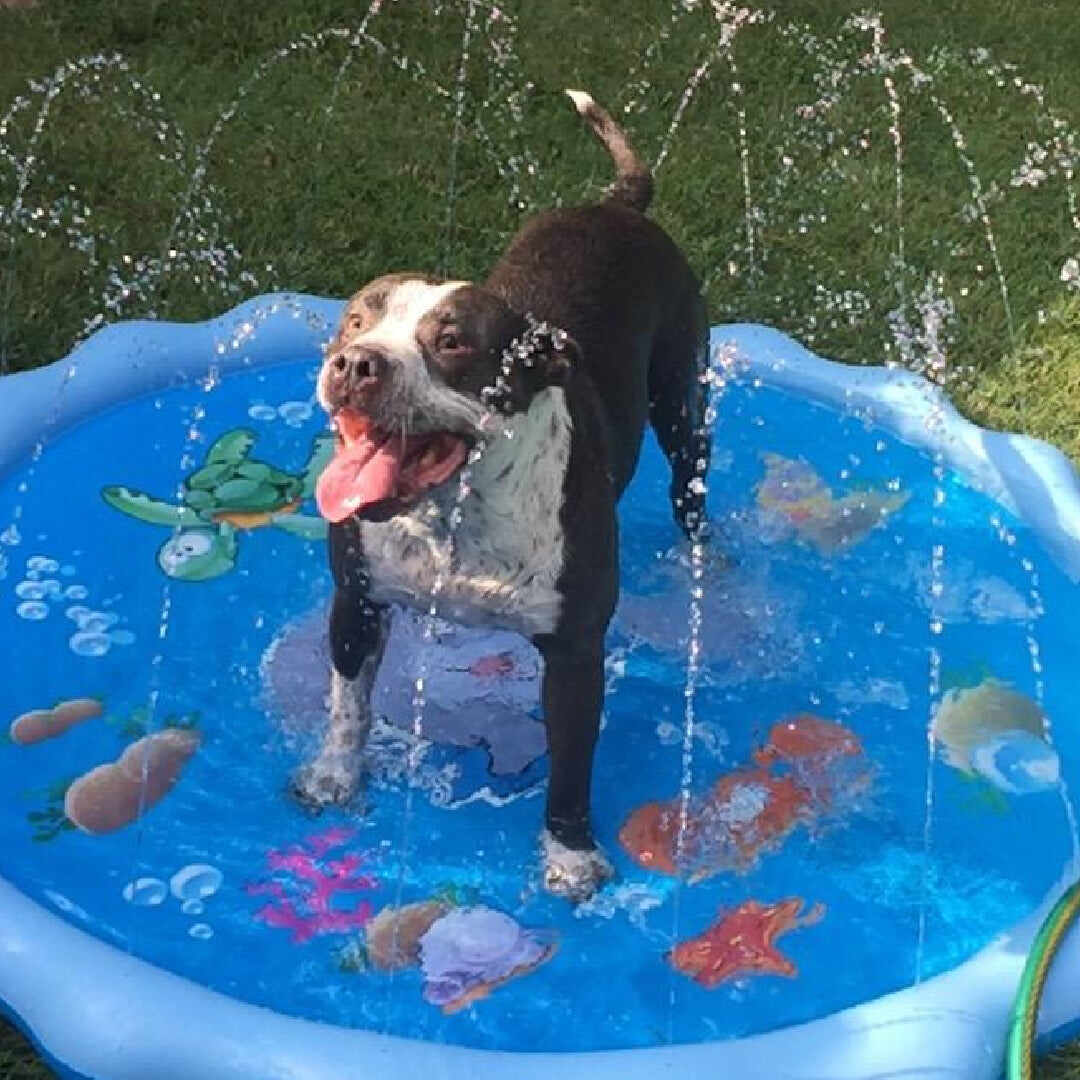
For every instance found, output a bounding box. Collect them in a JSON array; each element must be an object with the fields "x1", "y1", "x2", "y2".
[
  {"x1": 16, "y1": 601, "x2": 49, "y2": 621},
  {"x1": 182, "y1": 899, "x2": 205, "y2": 916},
  {"x1": 188, "y1": 923, "x2": 214, "y2": 940},
  {"x1": 45, "y1": 889, "x2": 89, "y2": 920}
]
